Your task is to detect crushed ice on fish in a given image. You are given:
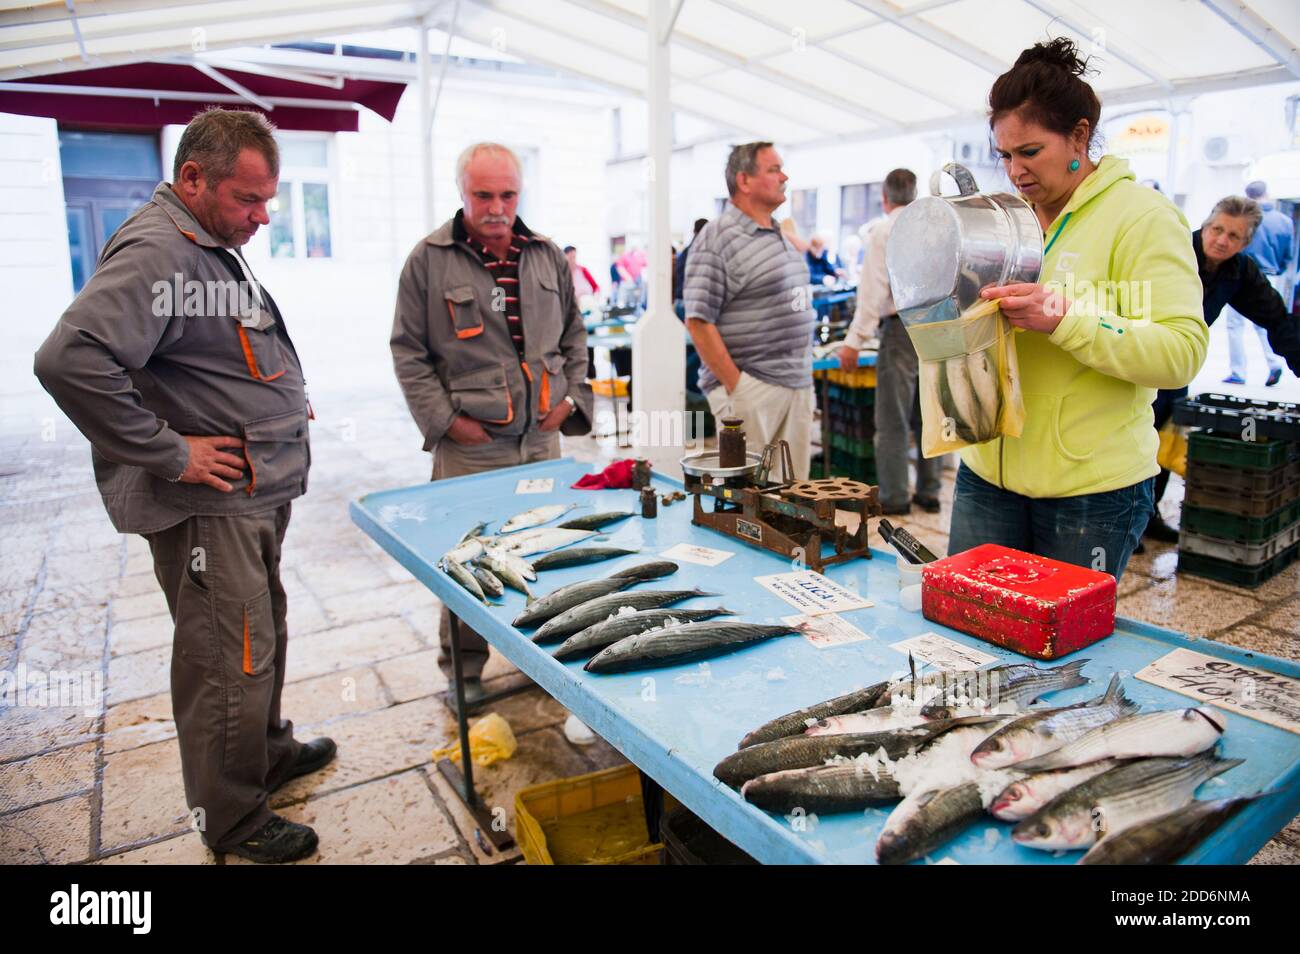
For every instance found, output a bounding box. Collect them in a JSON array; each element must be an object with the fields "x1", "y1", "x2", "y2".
[{"x1": 766, "y1": 668, "x2": 787, "y2": 682}]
